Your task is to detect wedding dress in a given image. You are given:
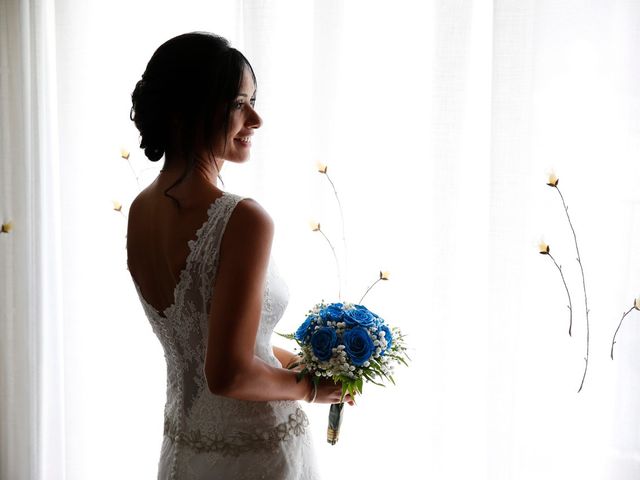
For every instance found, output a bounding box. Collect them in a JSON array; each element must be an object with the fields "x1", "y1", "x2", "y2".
[{"x1": 131, "y1": 191, "x2": 319, "y2": 480}]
